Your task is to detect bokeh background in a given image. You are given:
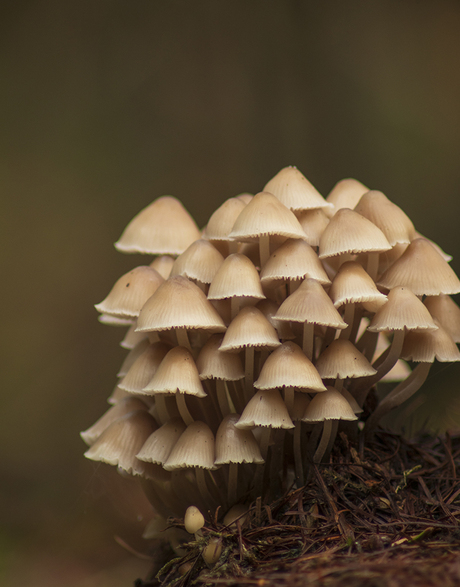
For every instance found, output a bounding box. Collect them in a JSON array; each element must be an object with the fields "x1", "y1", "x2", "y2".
[{"x1": 2, "y1": 1, "x2": 460, "y2": 585}]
